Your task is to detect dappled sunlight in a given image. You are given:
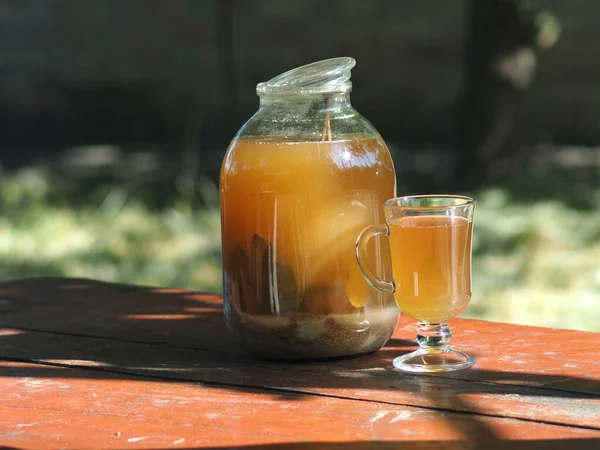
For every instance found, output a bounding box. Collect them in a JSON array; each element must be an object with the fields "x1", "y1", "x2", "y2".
[
  {"x1": 185, "y1": 306, "x2": 222, "y2": 313},
  {"x1": 0, "y1": 167, "x2": 222, "y2": 291},
  {"x1": 41, "y1": 359, "x2": 112, "y2": 368},
  {"x1": 469, "y1": 185, "x2": 600, "y2": 331},
  {"x1": 0, "y1": 2, "x2": 599, "y2": 446},
  {"x1": 121, "y1": 313, "x2": 201, "y2": 320},
  {"x1": 1, "y1": 159, "x2": 599, "y2": 330},
  {"x1": 0, "y1": 328, "x2": 26, "y2": 337},
  {"x1": 1, "y1": 277, "x2": 599, "y2": 449}
]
